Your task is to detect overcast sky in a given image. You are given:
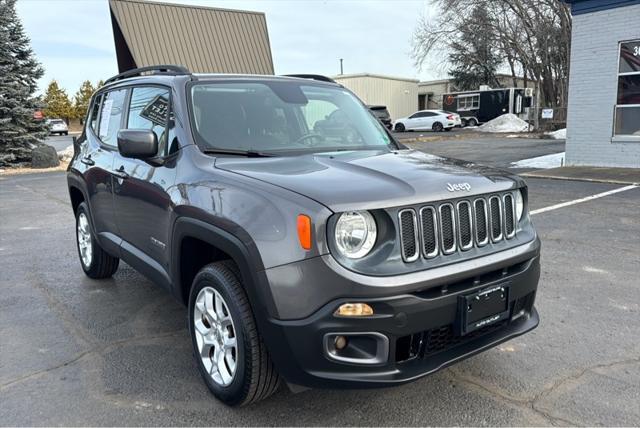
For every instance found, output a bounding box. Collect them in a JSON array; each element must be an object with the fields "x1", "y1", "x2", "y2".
[{"x1": 16, "y1": 0, "x2": 444, "y2": 95}]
